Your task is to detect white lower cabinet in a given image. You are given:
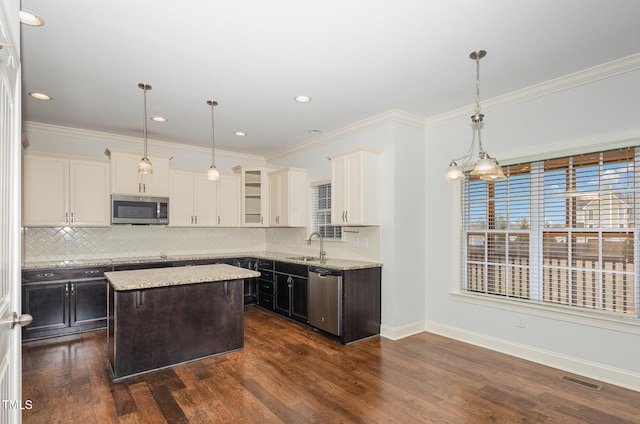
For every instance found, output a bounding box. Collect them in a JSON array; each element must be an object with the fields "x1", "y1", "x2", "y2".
[
  {"x1": 23, "y1": 153, "x2": 110, "y2": 227},
  {"x1": 169, "y1": 170, "x2": 240, "y2": 227}
]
